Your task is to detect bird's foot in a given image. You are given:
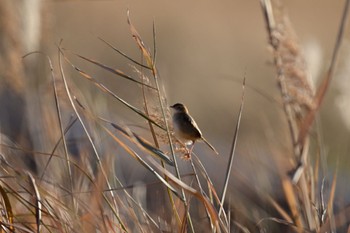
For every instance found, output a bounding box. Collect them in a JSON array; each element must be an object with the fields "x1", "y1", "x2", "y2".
[{"x1": 181, "y1": 152, "x2": 191, "y2": 160}]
